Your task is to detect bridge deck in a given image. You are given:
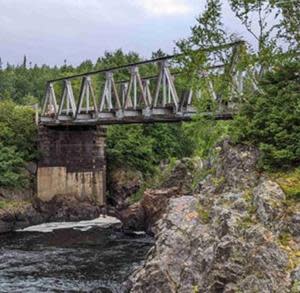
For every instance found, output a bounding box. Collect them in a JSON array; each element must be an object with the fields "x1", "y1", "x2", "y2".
[
  {"x1": 40, "y1": 41, "x2": 244, "y2": 126},
  {"x1": 40, "y1": 109, "x2": 234, "y2": 126}
]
